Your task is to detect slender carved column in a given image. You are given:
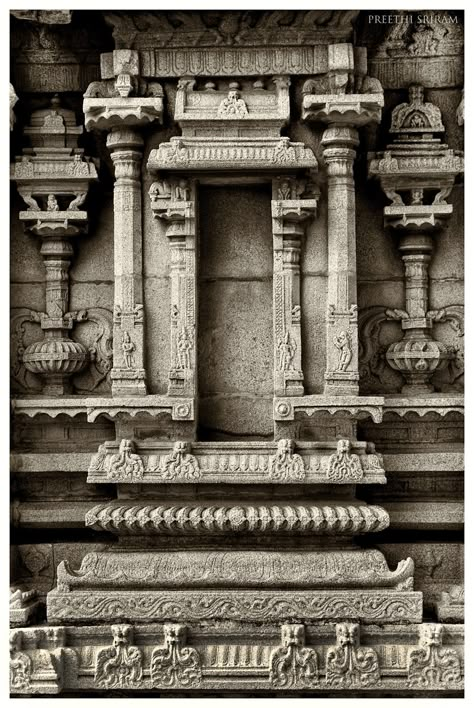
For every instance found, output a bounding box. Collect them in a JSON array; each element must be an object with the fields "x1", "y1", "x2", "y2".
[
  {"x1": 272, "y1": 177, "x2": 317, "y2": 396},
  {"x1": 149, "y1": 179, "x2": 197, "y2": 397},
  {"x1": 83, "y1": 49, "x2": 164, "y2": 396},
  {"x1": 108, "y1": 128, "x2": 146, "y2": 396},
  {"x1": 322, "y1": 127, "x2": 360, "y2": 395},
  {"x1": 302, "y1": 43, "x2": 384, "y2": 396}
]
